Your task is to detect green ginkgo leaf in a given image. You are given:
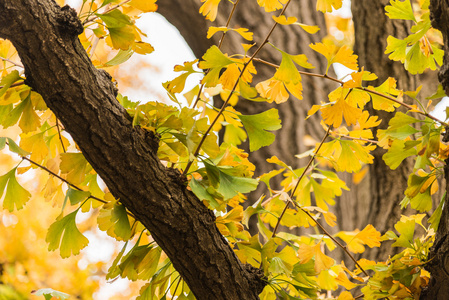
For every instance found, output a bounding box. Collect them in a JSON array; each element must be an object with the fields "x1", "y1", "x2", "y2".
[
  {"x1": 0, "y1": 167, "x2": 31, "y2": 212},
  {"x1": 239, "y1": 108, "x2": 282, "y2": 151},
  {"x1": 46, "y1": 210, "x2": 89, "y2": 258},
  {"x1": 98, "y1": 201, "x2": 132, "y2": 241},
  {"x1": 198, "y1": 46, "x2": 234, "y2": 87}
]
